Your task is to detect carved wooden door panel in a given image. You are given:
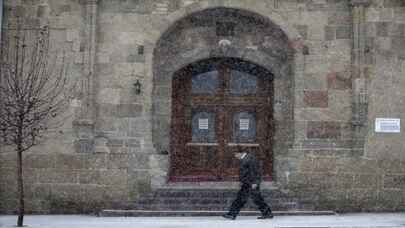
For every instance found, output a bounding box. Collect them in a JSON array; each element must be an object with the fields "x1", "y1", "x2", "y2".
[{"x1": 170, "y1": 59, "x2": 273, "y2": 182}]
